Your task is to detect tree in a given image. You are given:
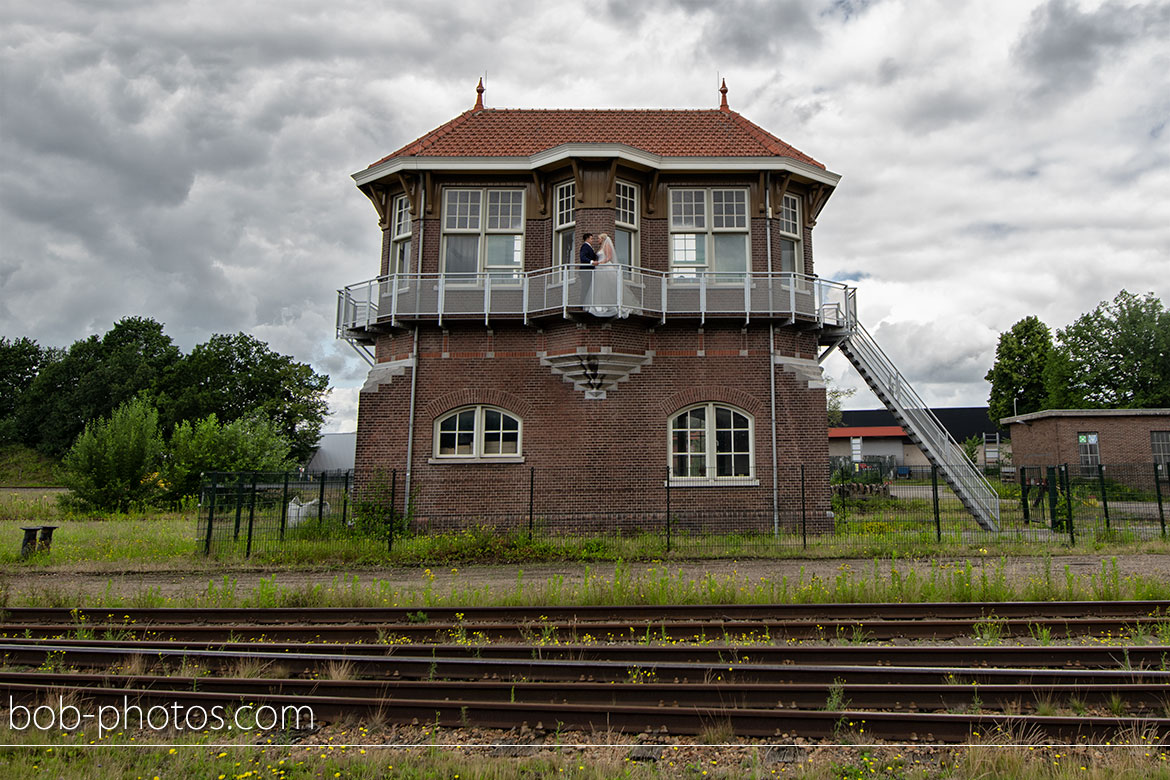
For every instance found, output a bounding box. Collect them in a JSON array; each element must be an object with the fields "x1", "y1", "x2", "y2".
[
  {"x1": 61, "y1": 397, "x2": 163, "y2": 512},
  {"x1": 159, "y1": 414, "x2": 295, "y2": 503},
  {"x1": 0, "y1": 337, "x2": 54, "y2": 442},
  {"x1": 984, "y1": 316, "x2": 1053, "y2": 425},
  {"x1": 158, "y1": 333, "x2": 329, "y2": 462},
  {"x1": 15, "y1": 317, "x2": 180, "y2": 456},
  {"x1": 826, "y1": 377, "x2": 856, "y2": 428},
  {"x1": 1044, "y1": 290, "x2": 1170, "y2": 409}
]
